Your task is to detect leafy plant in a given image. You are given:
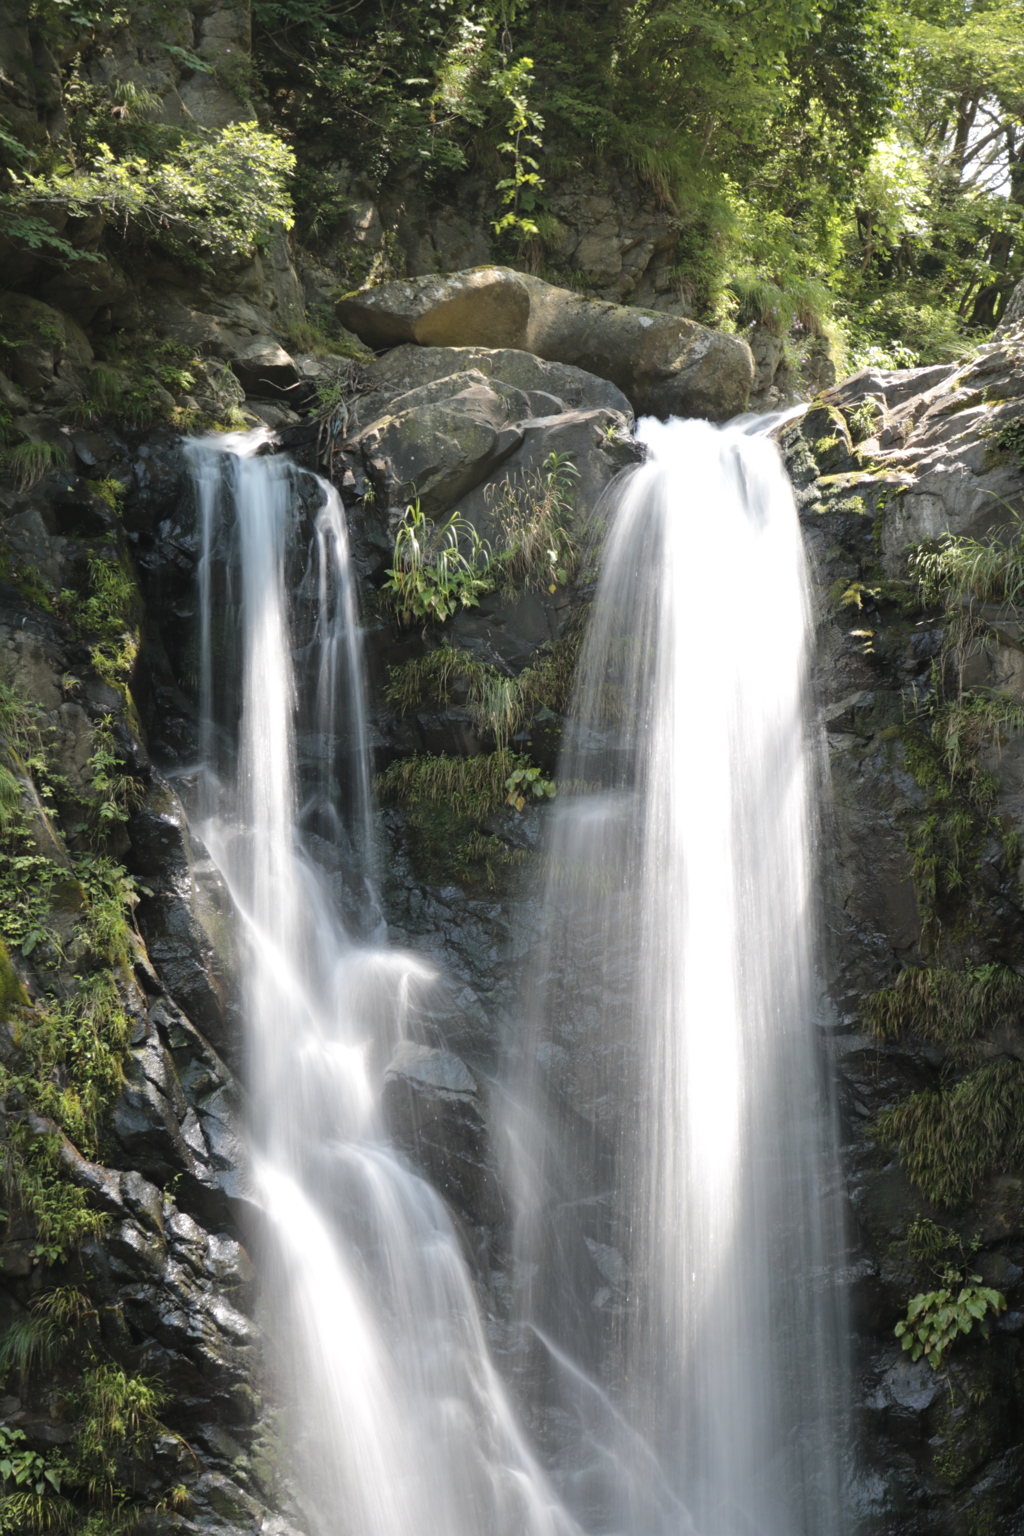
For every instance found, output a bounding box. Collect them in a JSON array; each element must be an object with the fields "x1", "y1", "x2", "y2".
[
  {"x1": 490, "y1": 57, "x2": 546, "y2": 246},
  {"x1": 0, "y1": 1426, "x2": 63, "y2": 1496},
  {"x1": 383, "y1": 502, "x2": 494, "y2": 626},
  {"x1": 895, "y1": 1269, "x2": 1006, "y2": 1369},
  {"x1": 505, "y1": 764, "x2": 555, "y2": 810}
]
